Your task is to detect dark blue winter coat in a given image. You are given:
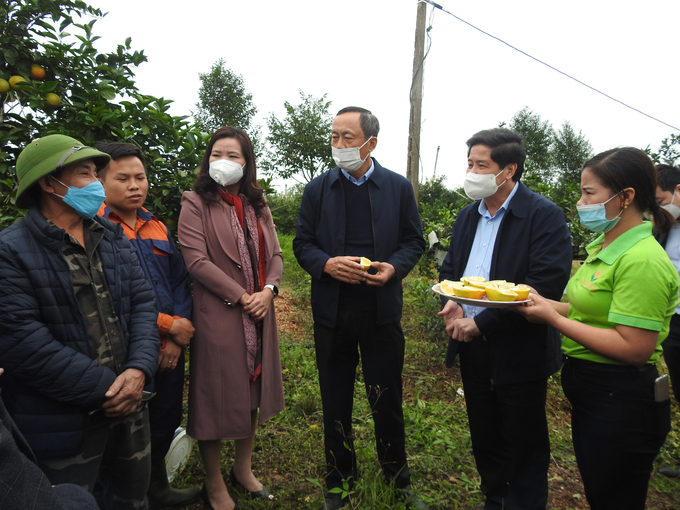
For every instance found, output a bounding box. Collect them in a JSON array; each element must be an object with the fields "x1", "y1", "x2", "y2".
[
  {"x1": 293, "y1": 159, "x2": 426, "y2": 328},
  {"x1": 0, "y1": 206, "x2": 159, "y2": 459}
]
